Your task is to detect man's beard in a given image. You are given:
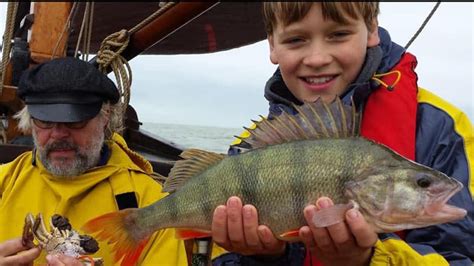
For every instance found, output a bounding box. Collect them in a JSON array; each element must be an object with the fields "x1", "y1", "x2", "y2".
[{"x1": 33, "y1": 132, "x2": 105, "y2": 179}]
